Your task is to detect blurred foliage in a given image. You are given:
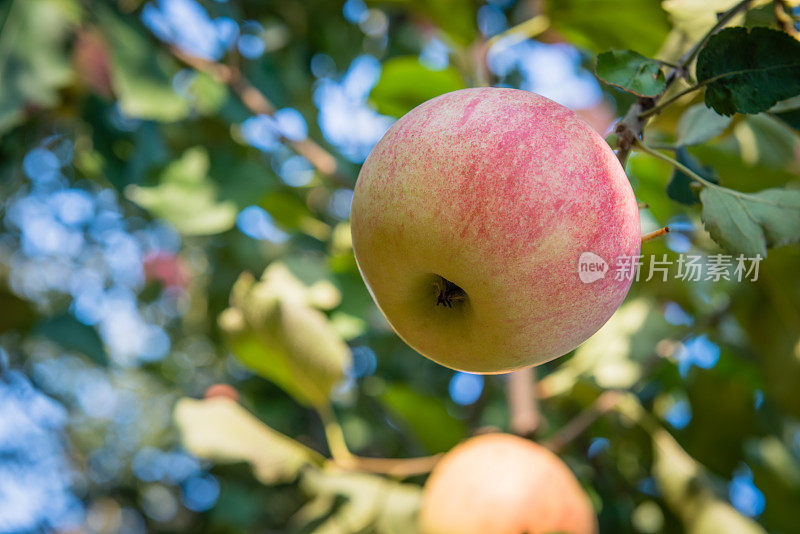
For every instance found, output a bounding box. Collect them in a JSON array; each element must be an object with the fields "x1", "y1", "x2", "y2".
[{"x1": 1, "y1": 0, "x2": 800, "y2": 533}]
